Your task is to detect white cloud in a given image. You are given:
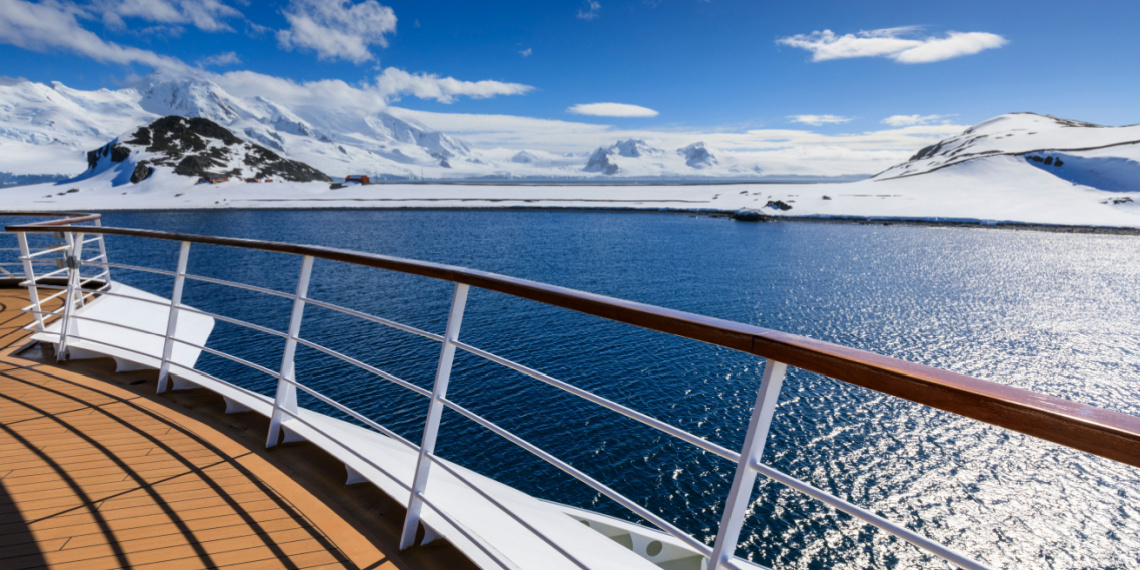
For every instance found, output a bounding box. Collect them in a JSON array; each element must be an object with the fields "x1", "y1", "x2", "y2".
[
  {"x1": 196, "y1": 51, "x2": 240, "y2": 67},
  {"x1": 0, "y1": 0, "x2": 190, "y2": 71},
  {"x1": 97, "y1": 0, "x2": 242, "y2": 32},
  {"x1": 881, "y1": 114, "x2": 952, "y2": 127},
  {"x1": 568, "y1": 103, "x2": 658, "y2": 118},
  {"x1": 577, "y1": 0, "x2": 600, "y2": 20},
  {"x1": 374, "y1": 67, "x2": 533, "y2": 104},
  {"x1": 789, "y1": 114, "x2": 853, "y2": 126},
  {"x1": 519, "y1": 47, "x2": 532, "y2": 57},
  {"x1": 276, "y1": 0, "x2": 397, "y2": 64},
  {"x1": 777, "y1": 27, "x2": 1007, "y2": 64}
]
